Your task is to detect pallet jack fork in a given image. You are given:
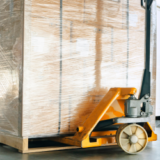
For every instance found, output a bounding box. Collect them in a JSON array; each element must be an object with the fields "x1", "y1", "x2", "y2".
[{"x1": 53, "y1": 0, "x2": 157, "y2": 154}]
